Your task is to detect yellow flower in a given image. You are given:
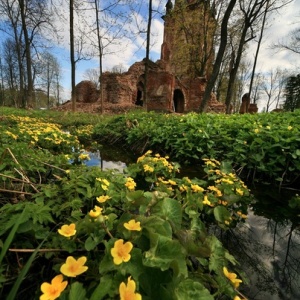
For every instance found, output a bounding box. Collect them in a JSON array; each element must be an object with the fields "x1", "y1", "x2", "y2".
[
  {"x1": 191, "y1": 184, "x2": 204, "y2": 193},
  {"x1": 89, "y1": 206, "x2": 103, "y2": 218},
  {"x1": 179, "y1": 184, "x2": 188, "y2": 192},
  {"x1": 221, "y1": 178, "x2": 234, "y2": 185},
  {"x1": 40, "y1": 274, "x2": 68, "y2": 300},
  {"x1": 96, "y1": 178, "x2": 110, "y2": 188},
  {"x1": 96, "y1": 195, "x2": 111, "y2": 203},
  {"x1": 236, "y1": 188, "x2": 244, "y2": 196},
  {"x1": 125, "y1": 177, "x2": 136, "y2": 191},
  {"x1": 237, "y1": 211, "x2": 247, "y2": 219},
  {"x1": 58, "y1": 223, "x2": 76, "y2": 238},
  {"x1": 254, "y1": 128, "x2": 259, "y2": 134},
  {"x1": 168, "y1": 179, "x2": 177, "y2": 186},
  {"x1": 288, "y1": 125, "x2": 292, "y2": 130},
  {"x1": 233, "y1": 296, "x2": 242, "y2": 300},
  {"x1": 60, "y1": 256, "x2": 88, "y2": 277},
  {"x1": 102, "y1": 184, "x2": 109, "y2": 191},
  {"x1": 143, "y1": 164, "x2": 154, "y2": 173},
  {"x1": 205, "y1": 160, "x2": 216, "y2": 167},
  {"x1": 124, "y1": 220, "x2": 142, "y2": 231},
  {"x1": 203, "y1": 195, "x2": 211, "y2": 206},
  {"x1": 223, "y1": 267, "x2": 243, "y2": 288},
  {"x1": 102, "y1": 179, "x2": 110, "y2": 186},
  {"x1": 78, "y1": 153, "x2": 90, "y2": 160},
  {"x1": 119, "y1": 276, "x2": 142, "y2": 300},
  {"x1": 111, "y1": 239, "x2": 133, "y2": 265}
]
